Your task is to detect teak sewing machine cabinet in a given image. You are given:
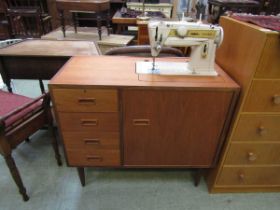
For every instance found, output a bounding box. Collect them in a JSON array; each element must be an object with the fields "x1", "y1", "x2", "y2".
[{"x1": 49, "y1": 56, "x2": 239, "y2": 186}]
